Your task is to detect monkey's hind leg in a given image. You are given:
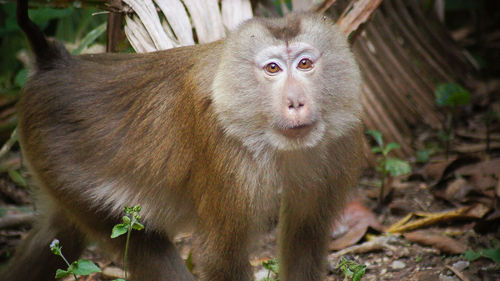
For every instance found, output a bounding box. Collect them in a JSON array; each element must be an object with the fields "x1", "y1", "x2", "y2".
[
  {"x1": 119, "y1": 231, "x2": 196, "y2": 281},
  {"x1": 0, "y1": 209, "x2": 87, "y2": 281}
]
